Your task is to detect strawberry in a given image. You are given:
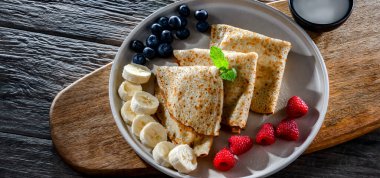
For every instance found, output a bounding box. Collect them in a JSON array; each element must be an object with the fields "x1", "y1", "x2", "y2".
[
  {"x1": 286, "y1": 96, "x2": 308, "y2": 118},
  {"x1": 256, "y1": 123, "x2": 276, "y2": 145},
  {"x1": 276, "y1": 118, "x2": 299, "y2": 141},
  {"x1": 228, "y1": 135, "x2": 253, "y2": 155},
  {"x1": 213, "y1": 148, "x2": 236, "y2": 171}
]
